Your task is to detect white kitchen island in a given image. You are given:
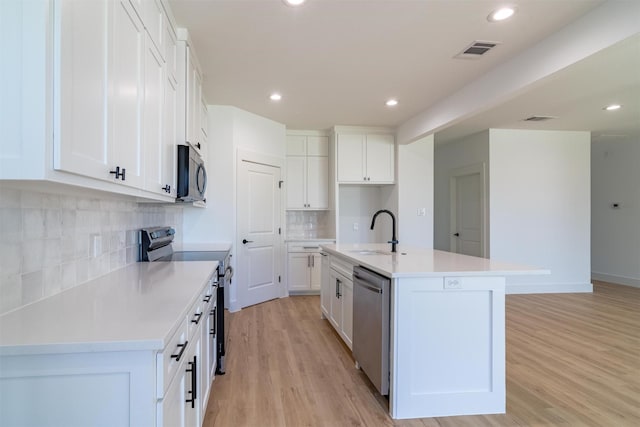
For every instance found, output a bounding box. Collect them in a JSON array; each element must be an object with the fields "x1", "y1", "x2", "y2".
[{"x1": 320, "y1": 243, "x2": 548, "y2": 420}]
